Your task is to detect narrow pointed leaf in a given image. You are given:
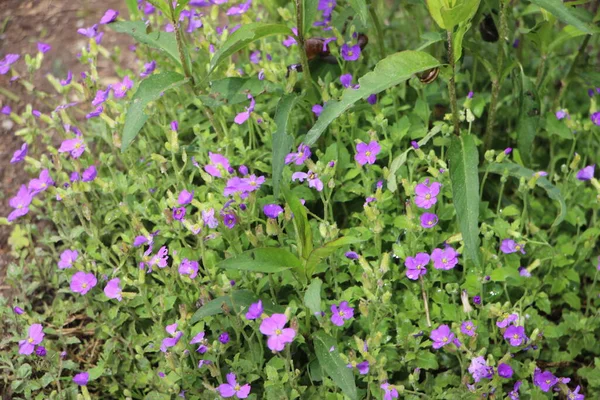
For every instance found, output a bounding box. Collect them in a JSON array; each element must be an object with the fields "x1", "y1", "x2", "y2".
[
  {"x1": 449, "y1": 134, "x2": 481, "y2": 268},
  {"x1": 283, "y1": 187, "x2": 313, "y2": 260},
  {"x1": 109, "y1": 21, "x2": 181, "y2": 66},
  {"x1": 314, "y1": 331, "x2": 357, "y2": 400},
  {"x1": 217, "y1": 247, "x2": 302, "y2": 273},
  {"x1": 305, "y1": 236, "x2": 366, "y2": 277},
  {"x1": 348, "y1": 0, "x2": 368, "y2": 26},
  {"x1": 529, "y1": 0, "x2": 599, "y2": 35},
  {"x1": 273, "y1": 94, "x2": 298, "y2": 198},
  {"x1": 190, "y1": 290, "x2": 283, "y2": 323}
]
